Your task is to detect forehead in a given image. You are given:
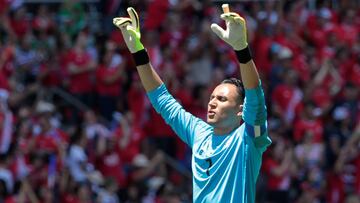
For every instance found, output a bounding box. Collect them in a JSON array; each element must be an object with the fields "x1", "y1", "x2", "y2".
[{"x1": 211, "y1": 84, "x2": 239, "y2": 98}]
